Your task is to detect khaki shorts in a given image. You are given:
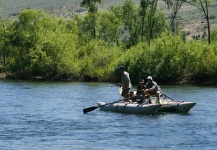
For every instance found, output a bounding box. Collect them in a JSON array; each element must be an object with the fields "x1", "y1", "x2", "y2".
[{"x1": 121, "y1": 88, "x2": 130, "y2": 97}]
